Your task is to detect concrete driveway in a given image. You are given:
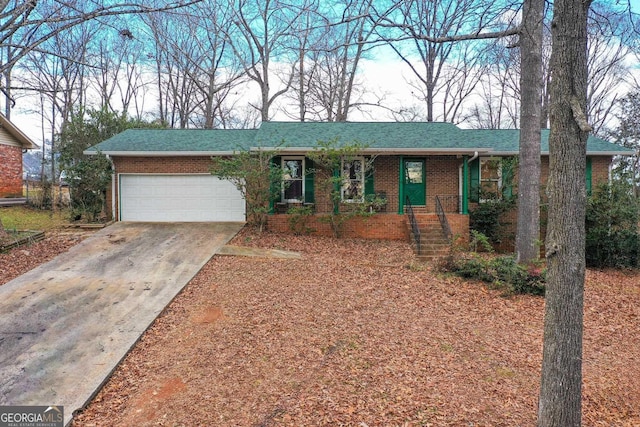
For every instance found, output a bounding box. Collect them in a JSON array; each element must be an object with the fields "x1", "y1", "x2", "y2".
[{"x1": 0, "y1": 222, "x2": 243, "y2": 425}]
